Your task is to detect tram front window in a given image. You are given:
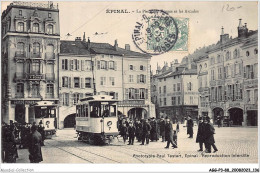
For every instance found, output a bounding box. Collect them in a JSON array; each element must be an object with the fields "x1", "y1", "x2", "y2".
[
  {"x1": 89, "y1": 102, "x2": 116, "y2": 117},
  {"x1": 35, "y1": 106, "x2": 56, "y2": 118}
]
